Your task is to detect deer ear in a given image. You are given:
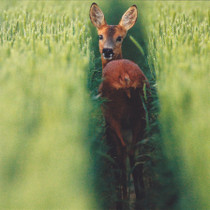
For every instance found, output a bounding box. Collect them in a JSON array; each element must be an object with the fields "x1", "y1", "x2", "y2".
[
  {"x1": 89, "y1": 3, "x2": 107, "y2": 29},
  {"x1": 119, "y1": 5, "x2": 138, "y2": 31}
]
